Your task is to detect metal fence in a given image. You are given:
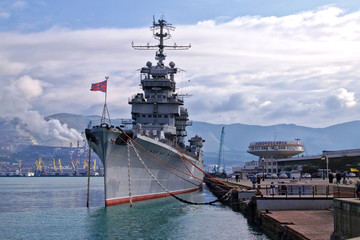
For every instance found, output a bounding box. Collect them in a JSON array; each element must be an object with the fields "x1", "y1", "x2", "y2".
[{"x1": 261, "y1": 183, "x2": 355, "y2": 198}]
